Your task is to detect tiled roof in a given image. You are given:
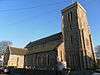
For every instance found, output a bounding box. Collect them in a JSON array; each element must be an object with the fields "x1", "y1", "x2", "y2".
[
  {"x1": 25, "y1": 32, "x2": 63, "y2": 54},
  {"x1": 9, "y1": 47, "x2": 27, "y2": 55}
]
